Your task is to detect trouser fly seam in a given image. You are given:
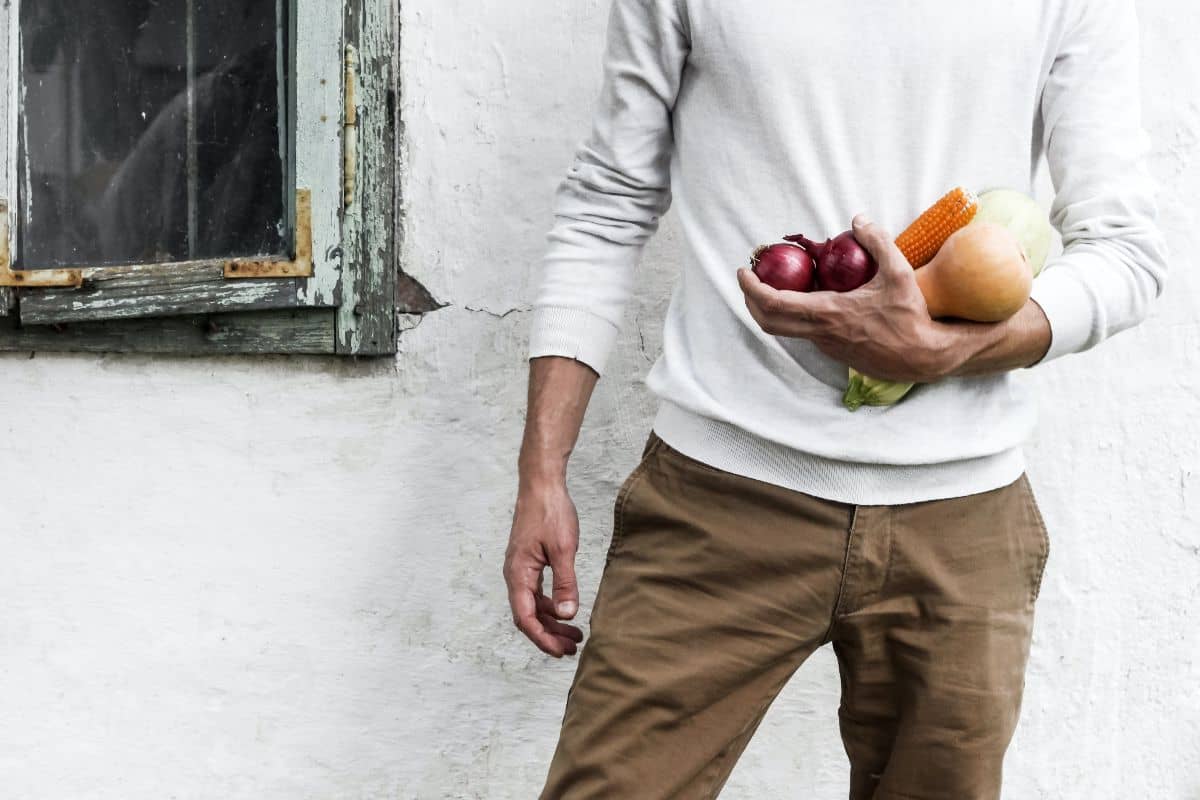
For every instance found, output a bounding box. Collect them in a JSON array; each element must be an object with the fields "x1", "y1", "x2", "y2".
[{"x1": 822, "y1": 504, "x2": 859, "y2": 644}]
